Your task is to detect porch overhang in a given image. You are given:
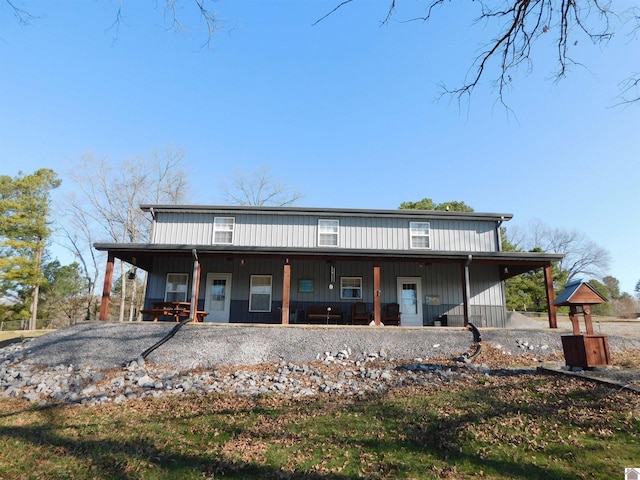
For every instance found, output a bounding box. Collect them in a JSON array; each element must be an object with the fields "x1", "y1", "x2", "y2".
[{"x1": 93, "y1": 243, "x2": 563, "y2": 276}]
